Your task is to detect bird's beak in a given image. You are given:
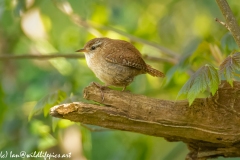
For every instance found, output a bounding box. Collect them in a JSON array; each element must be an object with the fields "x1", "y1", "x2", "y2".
[{"x1": 76, "y1": 48, "x2": 86, "y2": 52}]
